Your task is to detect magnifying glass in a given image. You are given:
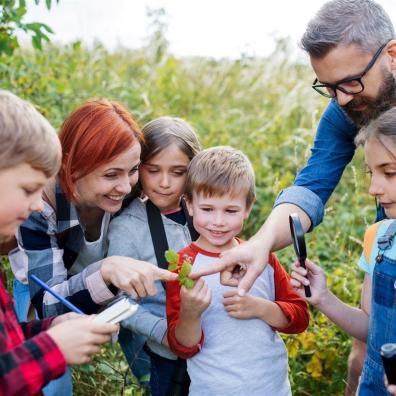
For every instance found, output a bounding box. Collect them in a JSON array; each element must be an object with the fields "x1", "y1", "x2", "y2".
[{"x1": 289, "y1": 213, "x2": 311, "y2": 298}]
